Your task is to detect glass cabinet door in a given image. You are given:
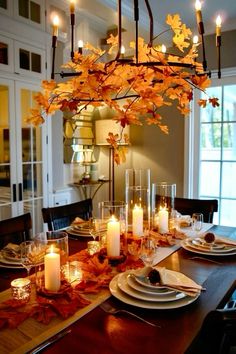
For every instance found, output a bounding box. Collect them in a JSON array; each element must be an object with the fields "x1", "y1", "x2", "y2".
[
  {"x1": 15, "y1": 82, "x2": 44, "y2": 234},
  {"x1": 0, "y1": 78, "x2": 45, "y2": 234}
]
